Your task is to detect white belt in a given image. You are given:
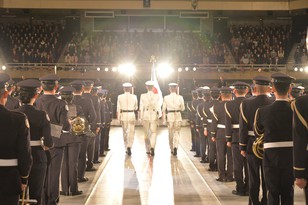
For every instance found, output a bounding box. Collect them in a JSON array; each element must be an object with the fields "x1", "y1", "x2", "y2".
[
  {"x1": 217, "y1": 124, "x2": 225, "y2": 128},
  {"x1": 0, "y1": 159, "x2": 18, "y2": 166},
  {"x1": 248, "y1": 131, "x2": 255, "y2": 136},
  {"x1": 207, "y1": 119, "x2": 212, "y2": 123},
  {"x1": 264, "y1": 141, "x2": 293, "y2": 149},
  {"x1": 232, "y1": 124, "x2": 239, "y2": 129},
  {"x1": 30, "y1": 140, "x2": 41, "y2": 147}
]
